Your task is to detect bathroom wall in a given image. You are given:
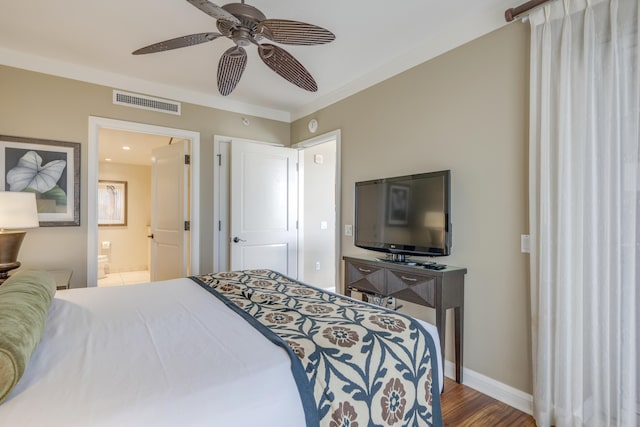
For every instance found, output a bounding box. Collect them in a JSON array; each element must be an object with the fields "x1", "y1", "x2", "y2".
[{"x1": 98, "y1": 161, "x2": 151, "y2": 273}]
